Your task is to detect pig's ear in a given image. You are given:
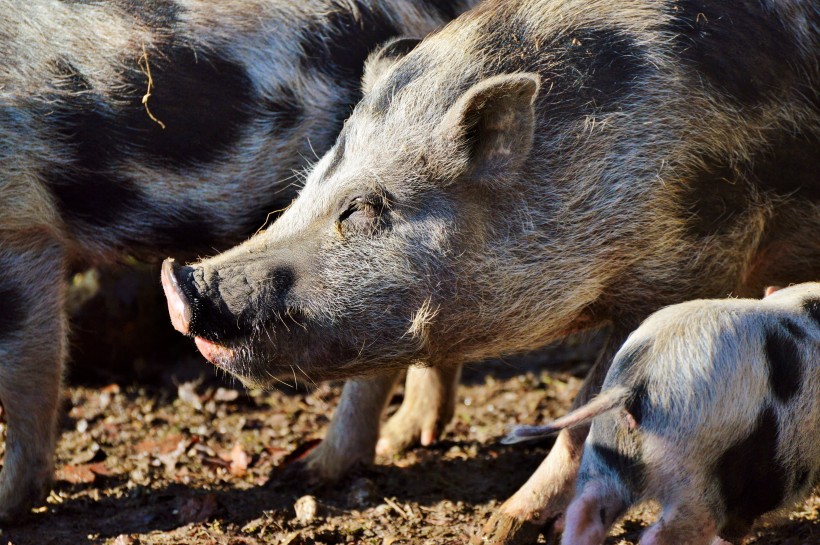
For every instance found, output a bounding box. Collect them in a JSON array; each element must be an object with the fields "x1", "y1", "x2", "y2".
[
  {"x1": 362, "y1": 37, "x2": 421, "y2": 94},
  {"x1": 435, "y1": 73, "x2": 540, "y2": 183}
]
